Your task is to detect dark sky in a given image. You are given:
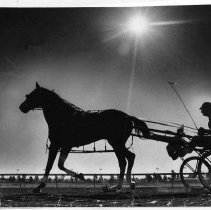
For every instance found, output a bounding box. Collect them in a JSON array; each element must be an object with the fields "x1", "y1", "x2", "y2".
[{"x1": 1, "y1": 6, "x2": 211, "y2": 174}]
